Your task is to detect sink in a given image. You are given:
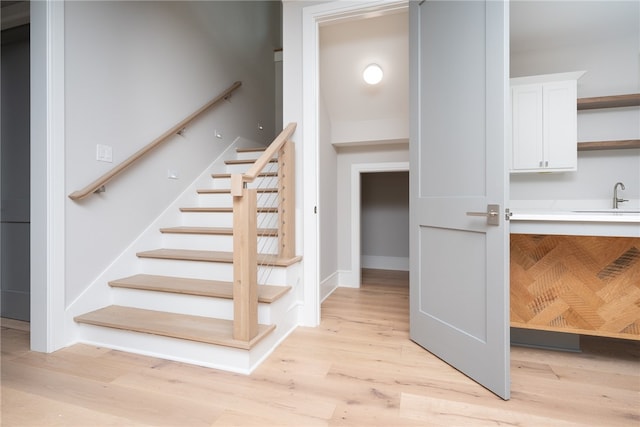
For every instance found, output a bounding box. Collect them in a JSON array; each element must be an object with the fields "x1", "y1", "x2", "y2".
[{"x1": 572, "y1": 209, "x2": 640, "y2": 213}]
